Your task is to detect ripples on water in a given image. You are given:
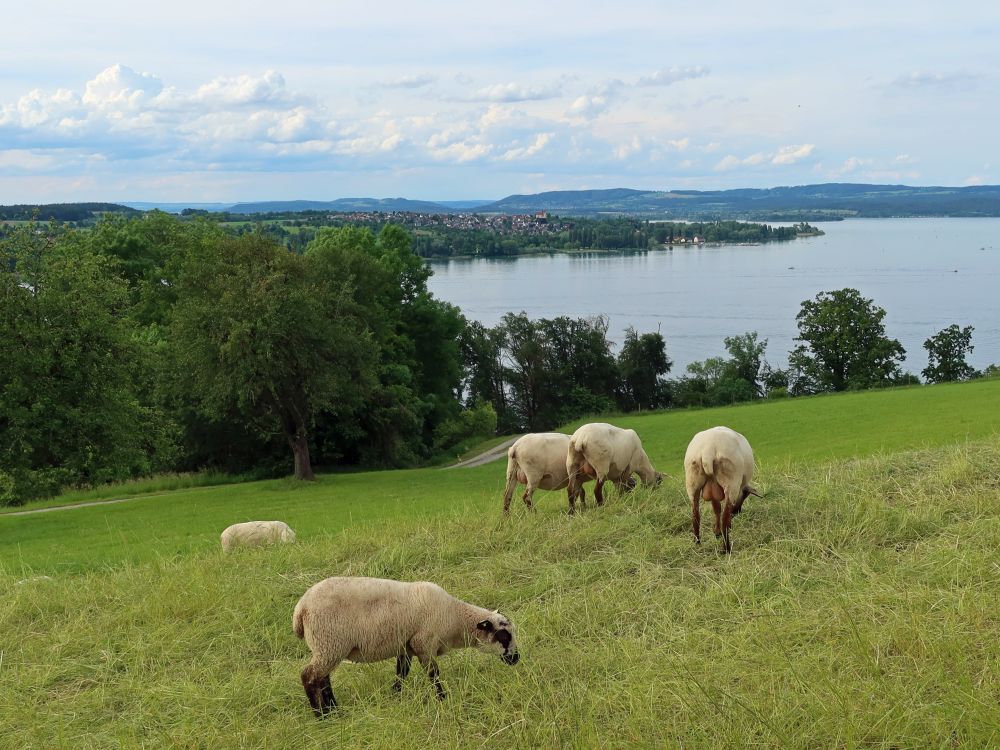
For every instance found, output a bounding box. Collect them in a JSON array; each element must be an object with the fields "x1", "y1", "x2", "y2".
[{"x1": 427, "y1": 218, "x2": 1000, "y2": 372}]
